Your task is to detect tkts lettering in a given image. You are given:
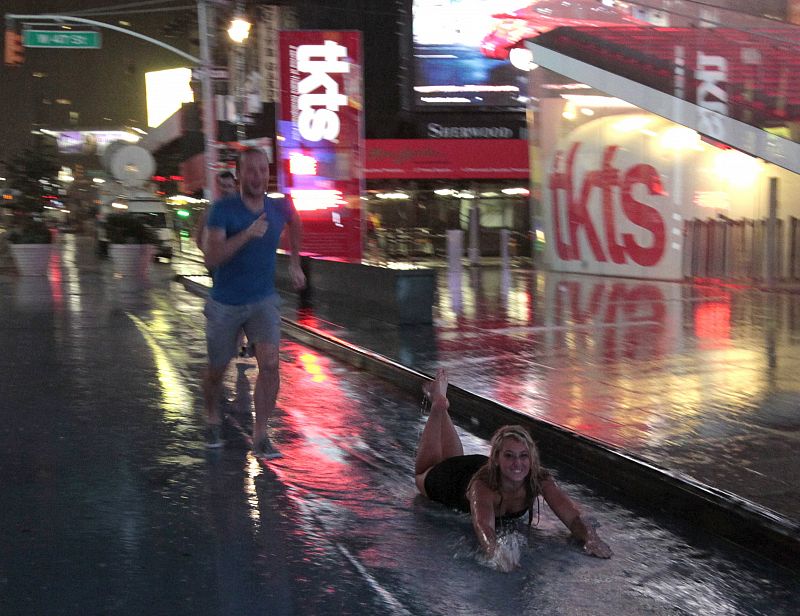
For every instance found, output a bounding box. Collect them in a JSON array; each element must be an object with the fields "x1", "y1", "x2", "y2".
[
  {"x1": 296, "y1": 40, "x2": 350, "y2": 142},
  {"x1": 549, "y1": 143, "x2": 666, "y2": 267}
]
